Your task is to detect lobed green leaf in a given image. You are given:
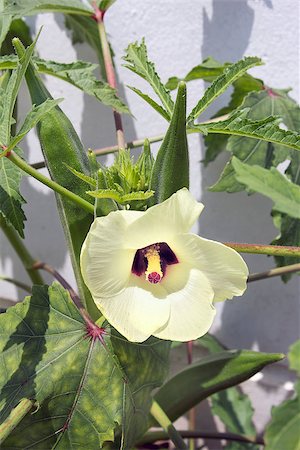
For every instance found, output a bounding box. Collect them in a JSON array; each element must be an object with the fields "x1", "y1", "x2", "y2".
[
  {"x1": 187, "y1": 56, "x2": 263, "y2": 122},
  {"x1": 123, "y1": 39, "x2": 174, "y2": 116},
  {"x1": 2, "y1": 0, "x2": 93, "y2": 17},
  {"x1": 0, "y1": 283, "x2": 170, "y2": 448},
  {"x1": 0, "y1": 149, "x2": 26, "y2": 237},
  {"x1": 0, "y1": 56, "x2": 130, "y2": 113},
  {"x1": 196, "y1": 109, "x2": 300, "y2": 152},
  {"x1": 127, "y1": 86, "x2": 170, "y2": 121},
  {"x1": 232, "y1": 158, "x2": 300, "y2": 219},
  {"x1": 7, "y1": 98, "x2": 63, "y2": 151}
]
